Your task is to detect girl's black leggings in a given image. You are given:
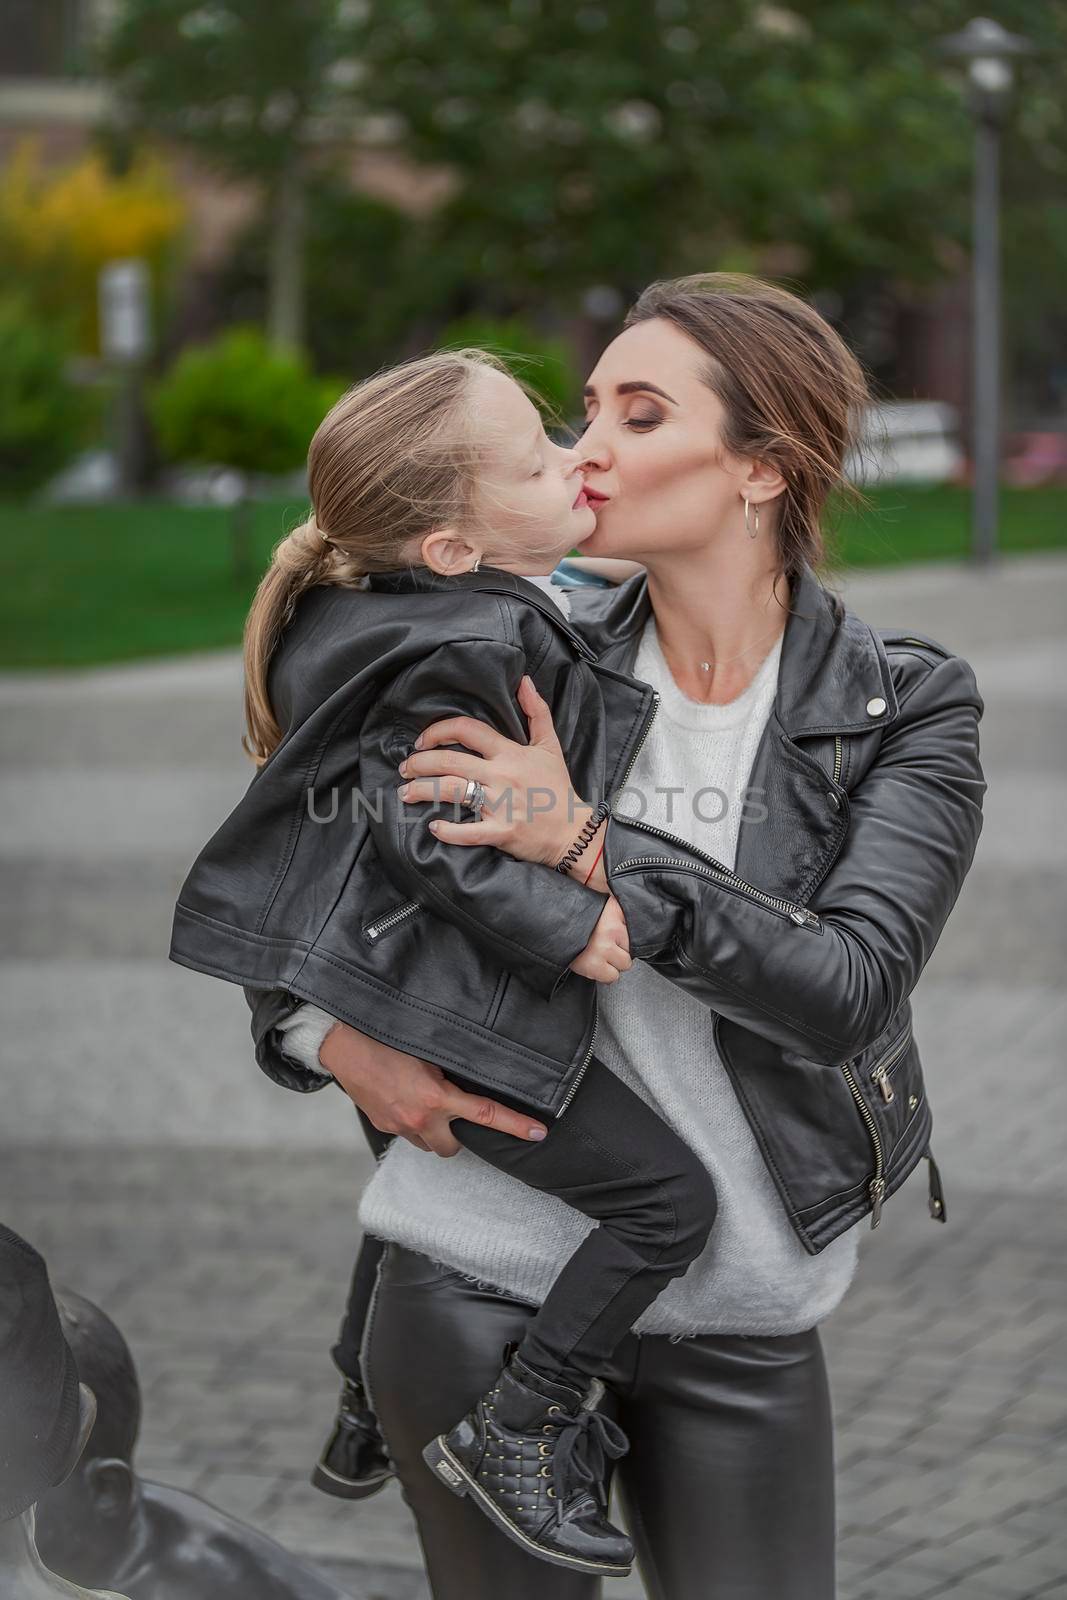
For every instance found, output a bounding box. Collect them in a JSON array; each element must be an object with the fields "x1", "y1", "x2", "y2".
[
  {"x1": 362, "y1": 1240, "x2": 837, "y2": 1599},
  {"x1": 337, "y1": 1055, "x2": 717, "y2": 1392}
]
